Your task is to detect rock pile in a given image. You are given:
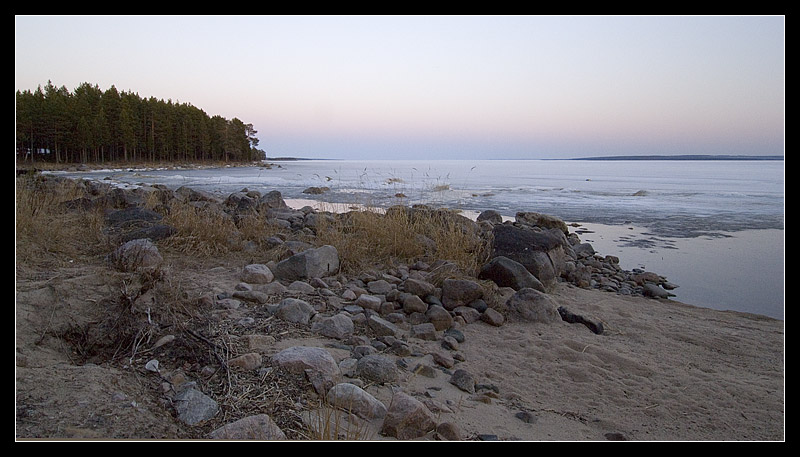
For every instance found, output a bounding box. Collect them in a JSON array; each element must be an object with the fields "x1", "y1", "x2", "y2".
[{"x1": 46, "y1": 174, "x2": 679, "y2": 440}]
